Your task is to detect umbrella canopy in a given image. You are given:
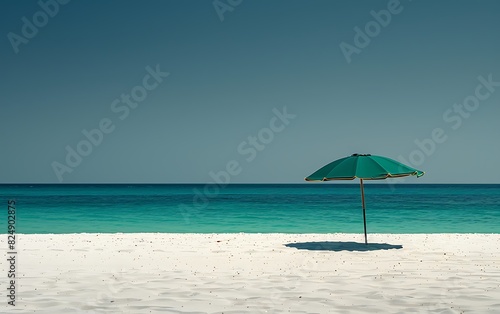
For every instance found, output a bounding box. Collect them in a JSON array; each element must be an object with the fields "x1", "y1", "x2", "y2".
[
  {"x1": 305, "y1": 153, "x2": 424, "y2": 181},
  {"x1": 305, "y1": 154, "x2": 424, "y2": 244}
]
